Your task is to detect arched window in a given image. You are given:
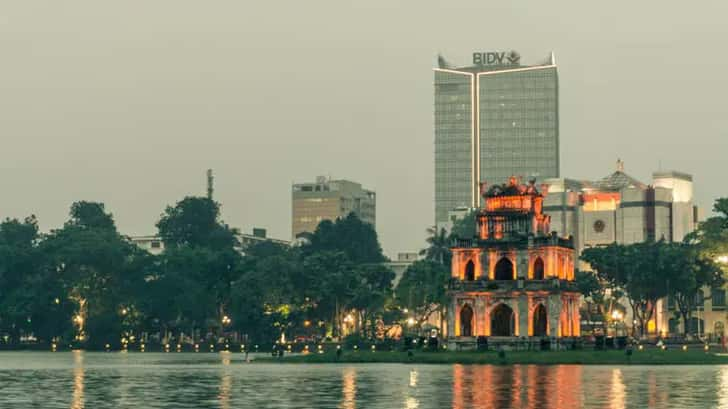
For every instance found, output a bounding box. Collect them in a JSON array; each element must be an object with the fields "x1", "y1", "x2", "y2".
[
  {"x1": 533, "y1": 257, "x2": 544, "y2": 280},
  {"x1": 495, "y1": 257, "x2": 514, "y2": 280},
  {"x1": 533, "y1": 304, "x2": 547, "y2": 336},
  {"x1": 490, "y1": 304, "x2": 515, "y2": 336},
  {"x1": 464, "y1": 260, "x2": 475, "y2": 281},
  {"x1": 460, "y1": 305, "x2": 473, "y2": 337}
]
